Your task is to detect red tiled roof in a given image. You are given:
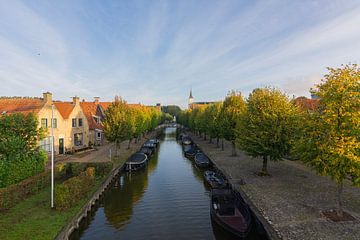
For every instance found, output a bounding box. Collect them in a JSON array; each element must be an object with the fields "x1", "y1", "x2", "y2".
[
  {"x1": 80, "y1": 102, "x2": 103, "y2": 130},
  {"x1": 0, "y1": 98, "x2": 45, "y2": 115},
  {"x1": 54, "y1": 102, "x2": 75, "y2": 119},
  {"x1": 99, "y1": 102, "x2": 112, "y2": 111},
  {"x1": 294, "y1": 97, "x2": 319, "y2": 112}
]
